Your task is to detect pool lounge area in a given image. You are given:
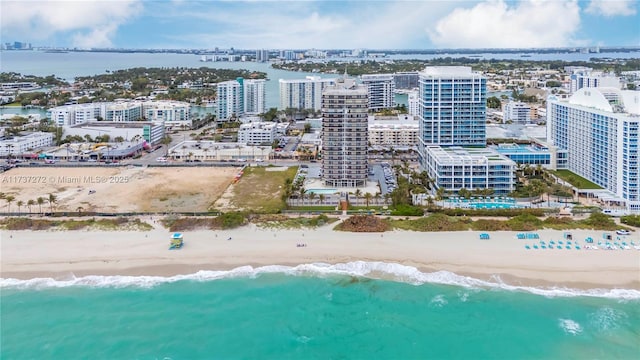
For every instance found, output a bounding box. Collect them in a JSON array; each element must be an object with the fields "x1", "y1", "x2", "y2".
[
  {"x1": 306, "y1": 188, "x2": 339, "y2": 195},
  {"x1": 442, "y1": 197, "x2": 522, "y2": 209}
]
